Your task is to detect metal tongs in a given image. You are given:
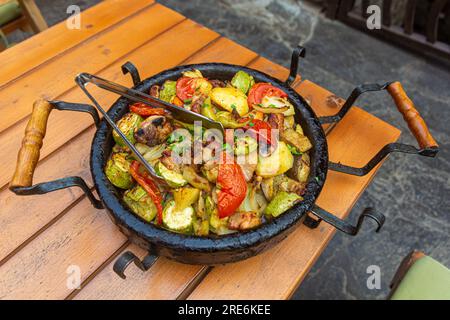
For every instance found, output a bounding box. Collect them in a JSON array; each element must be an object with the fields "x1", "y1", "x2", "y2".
[{"x1": 75, "y1": 73, "x2": 224, "y2": 187}]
